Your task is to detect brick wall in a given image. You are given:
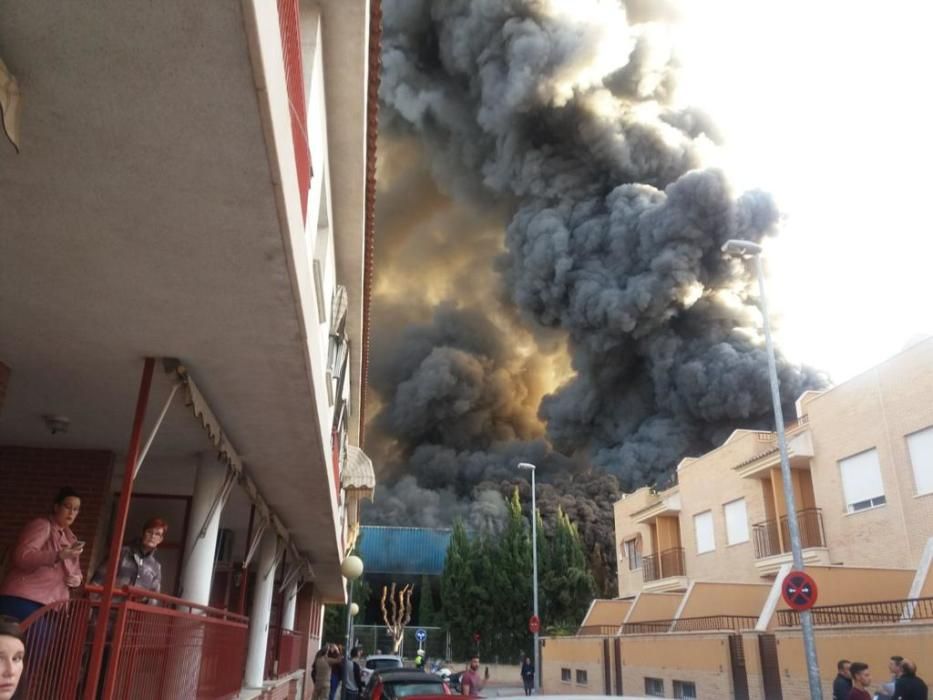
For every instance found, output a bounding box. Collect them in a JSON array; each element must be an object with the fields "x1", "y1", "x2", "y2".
[{"x1": 0, "y1": 446, "x2": 115, "y2": 577}]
